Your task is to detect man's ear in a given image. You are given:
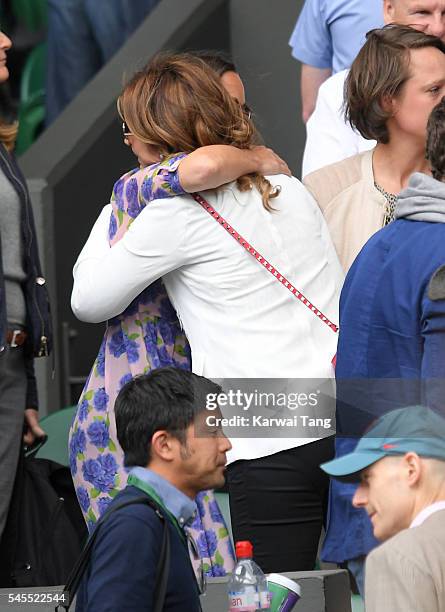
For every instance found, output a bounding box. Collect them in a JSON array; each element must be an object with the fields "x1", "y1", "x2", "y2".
[
  {"x1": 403, "y1": 452, "x2": 422, "y2": 486},
  {"x1": 150, "y1": 430, "x2": 177, "y2": 462},
  {"x1": 383, "y1": 0, "x2": 396, "y2": 25}
]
